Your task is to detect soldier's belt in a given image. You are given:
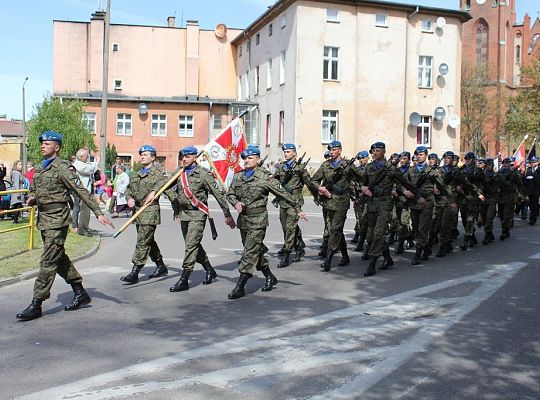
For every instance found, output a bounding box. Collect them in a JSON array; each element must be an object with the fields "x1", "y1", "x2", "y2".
[
  {"x1": 37, "y1": 202, "x2": 68, "y2": 211},
  {"x1": 241, "y1": 206, "x2": 267, "y2": 216}
]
